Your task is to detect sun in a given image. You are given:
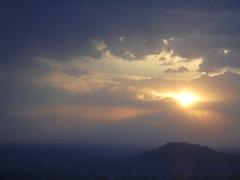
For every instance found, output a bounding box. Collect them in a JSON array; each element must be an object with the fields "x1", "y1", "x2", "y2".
[
  {"x1": 150, "y1": 90, "x2": 200, "y2": 107},
  {"x1": 175, "y1": 92, "x2": 198, "y2": 107}
]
